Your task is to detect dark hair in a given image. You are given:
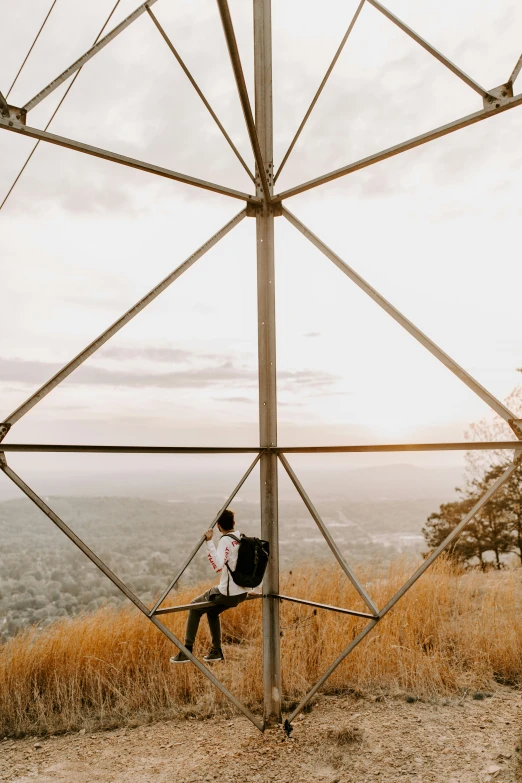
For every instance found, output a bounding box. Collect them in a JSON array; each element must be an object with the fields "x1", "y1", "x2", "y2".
[{"x1": 217, "y1": 509, "x2": 235, "y2": 531}]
